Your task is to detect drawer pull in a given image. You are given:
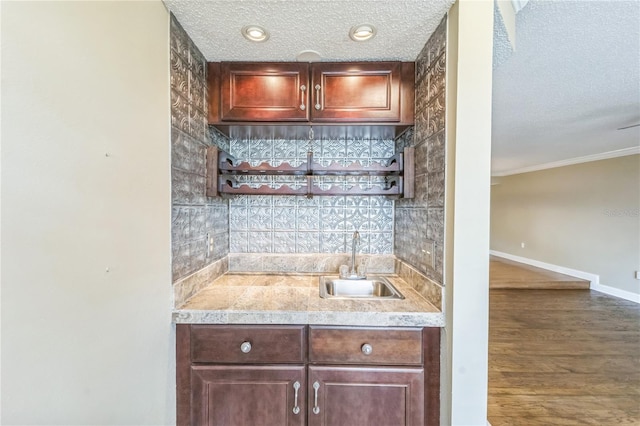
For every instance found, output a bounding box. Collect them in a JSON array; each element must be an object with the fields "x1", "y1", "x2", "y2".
[
  {"x1": 312, "y1": 381, "x2": 320, "y2": 414},
  {"x1": 240, "y1": 341, "x2": 252, "y2": 353},
  {"x1": 300, "y1": 85, "x2": 306, "y2": 111},
  {"x1": 314, "y1": 84, "x2": 322, "y2": 110},
  {"x1": 292, "y1": 381, "x2": 301, "y2": 414},
  {"x1": 361, "y1": 343, "x2": 373, "y2": 355}
]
